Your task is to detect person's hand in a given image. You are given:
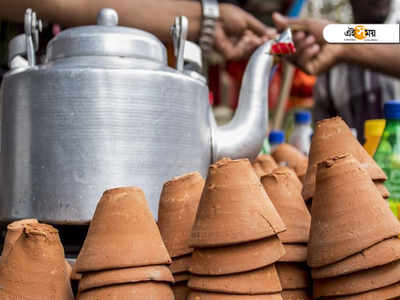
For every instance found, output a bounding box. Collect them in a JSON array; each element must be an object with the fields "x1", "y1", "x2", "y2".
[
  {"x1": 215, "y1": 4, "x2": 276, "y2": 60},
  {"x1": 272, "y1": 12, "x2": 345, "y2": 75}
]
